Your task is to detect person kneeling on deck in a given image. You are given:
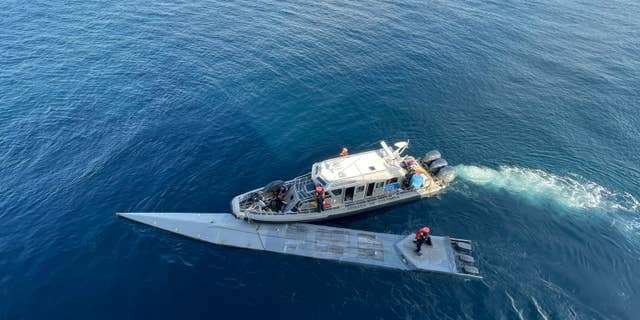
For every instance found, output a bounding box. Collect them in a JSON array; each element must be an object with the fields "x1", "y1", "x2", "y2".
[
  {"x1": 339, "y1": 146, "x2": 349, "y2": 157},
  {"x1": 414, "y1": 226, "x2": 432, "y2": 256},
  {"x1": 314, "y1": 185, "x2": 325, "y2": 213}
]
